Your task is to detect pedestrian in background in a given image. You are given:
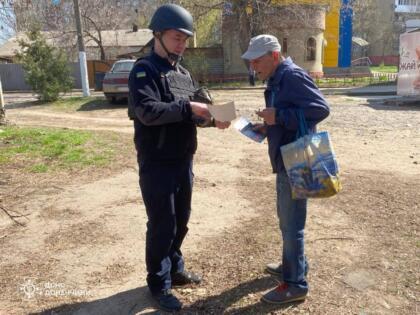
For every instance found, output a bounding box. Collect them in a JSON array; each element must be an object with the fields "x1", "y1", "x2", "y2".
[{"x1": 249, "y1": 65, "x2": 256, "y2": 86}]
